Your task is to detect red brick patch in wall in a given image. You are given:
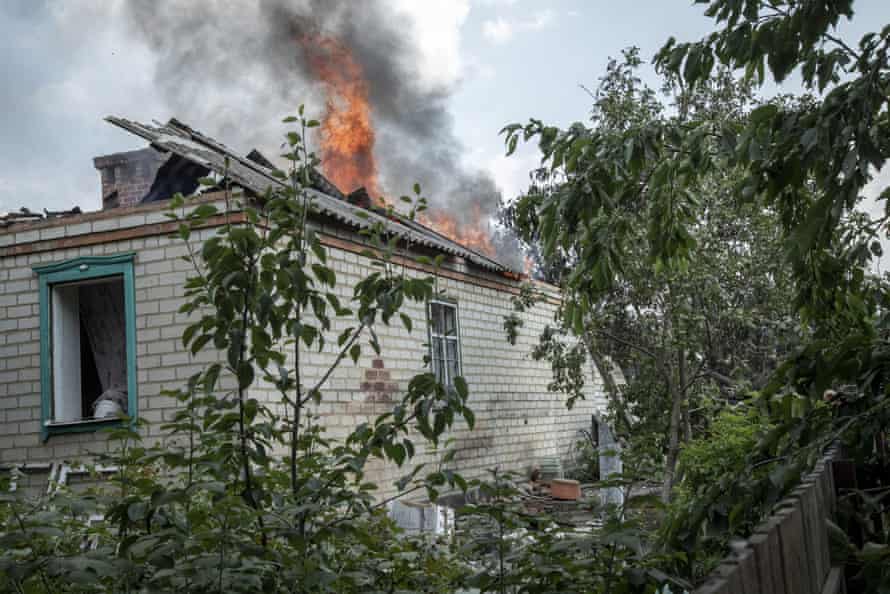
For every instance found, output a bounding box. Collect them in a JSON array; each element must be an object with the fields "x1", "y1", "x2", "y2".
[{"x1": 361, "y1": 358, "x2": 398, "y2": 402}]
